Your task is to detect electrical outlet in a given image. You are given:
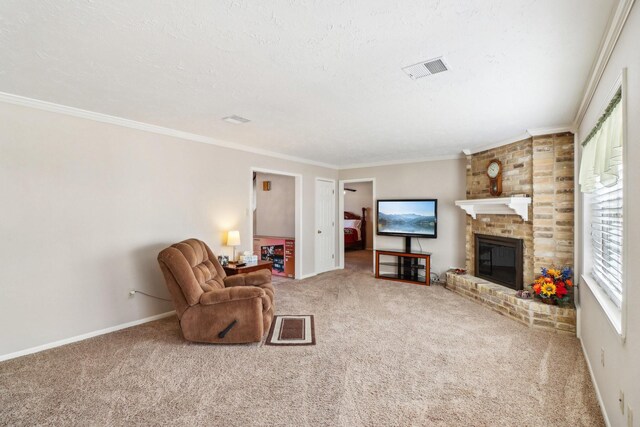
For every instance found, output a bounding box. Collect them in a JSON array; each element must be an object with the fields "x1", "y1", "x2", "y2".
[
  {"x1": 601, "y1": 348, "x2": 605, "y2": 367},
  {"x1": 129, "y1": 290, "x2": 136, "y2": 297},
  {"x1": 619, "y1": 390, "x2": 625, "y2": 413},
  {"x1": 628, "y1": 406, "x2": 633, "y2": 427}
]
